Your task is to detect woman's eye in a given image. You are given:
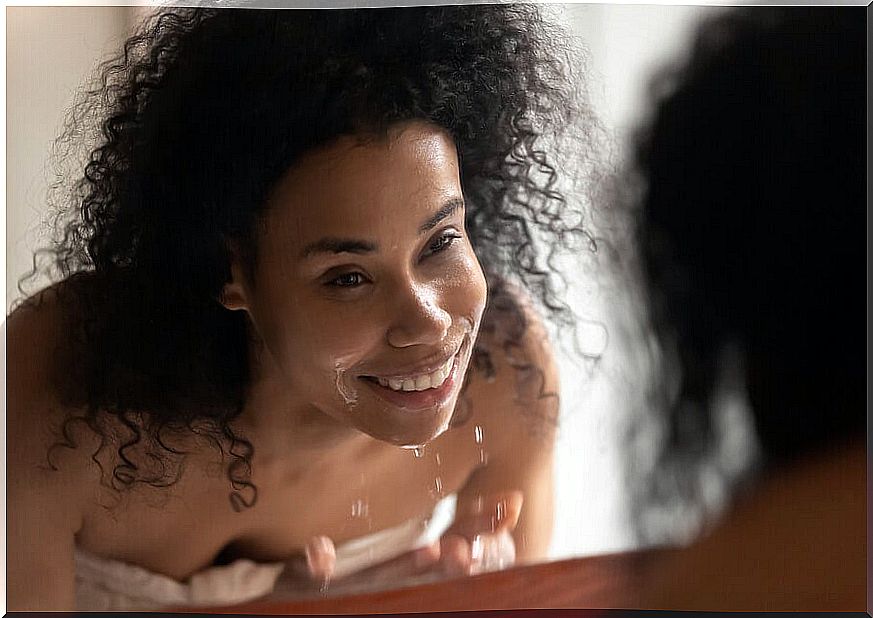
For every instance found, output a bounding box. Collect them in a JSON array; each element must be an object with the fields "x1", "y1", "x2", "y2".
[
  {"x1": 327, "y1": 272, "x2": 367, "y2": 288},
  {"x1": 426, "y1": 231, "x2": 463, "y2": 256}
]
